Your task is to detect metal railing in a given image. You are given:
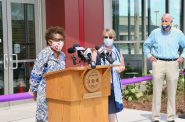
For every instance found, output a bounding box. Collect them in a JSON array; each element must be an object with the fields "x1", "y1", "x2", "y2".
[{"x1": 0, "y1": 75, "x2": 152, "y2": 102}]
